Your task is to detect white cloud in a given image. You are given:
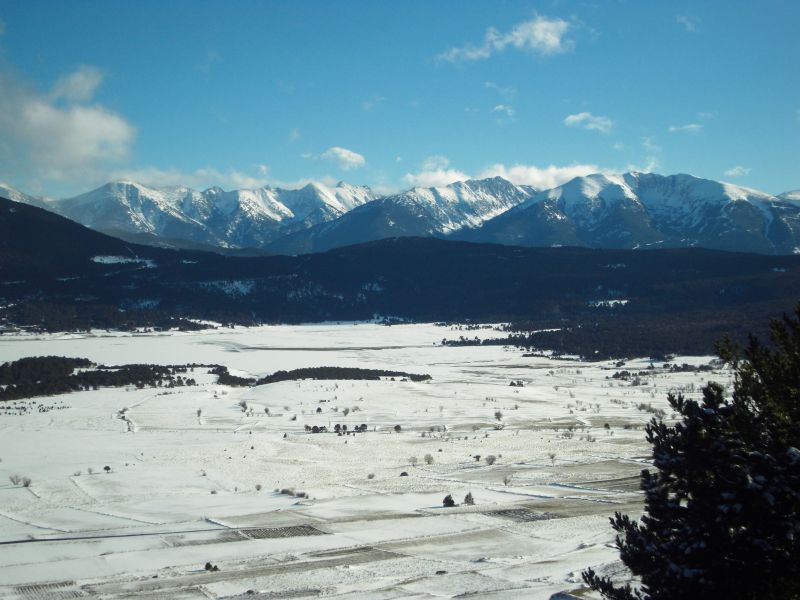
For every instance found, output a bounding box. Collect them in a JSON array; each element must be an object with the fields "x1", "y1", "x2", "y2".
[
  {"x1": 563, "y1": 111, "x2": 613, "y2": 133},
  {"x1": 478, "y1": 163, "x2": 602, "y2": 189},
  {"x1": 421, "y1": 155, "x2": 451, "y2": 171},
  {"x1": 612, "y1": 142, "x2": 625, "y2": 151},
  {"x1": 438, "y1": 15, "x2": 573, "y2": 63},
  {"x1": 404, "y1": 157, "x2": 468, "y2": 188},
  {"x1": 0, "y1": 65, "x2": 135, "y2": 187},
  {"x1": 668, "y1": 123, "x2": 703, "y2": 134},
  {"x1": 320, "y1": 146, "x2": 366, "y2": 170},
  {"x1": 642, "y1": 136, "x2": 661, "y2": 154},
  {"x1": 622, "y1": 137, "x2": 662, "y2": 173},
  {"x1": 51, "y1": 65, "x2": 105, "y2": 103},
  {"x1": 676, "y1": 15, "x2": 700, "y2": 32},
  {"x1": 108, "y1": 166, "x2": 349, "y2": 192},
  {"x1": 492, "y1": 104, "x2": 516, "y2": 118},
  {"x1": 724, "y1": 165, "x2": 751, "y2": 177},
  {"x1": 109, "y1": 166, "x2": 270, "y2": 190},
  {"x1": 302, "y1": 147, "x2": 367, "y2": 170},
  {"x1": 484, "y1": 81, "x2": 516, "y2": 99},
  {"x1": 401, "y1": 157, "x2": 669, "y2": 192},
  {"x1": 403, "y1": 160, "x2": 608, "y2": 191},
  {"x1": 626, "y1": 157, "x2": 660, "y2": 173},
  {"x1": 288, "y1": 128, "x2": 301, "y2": 142},
  {"x1": 403, "y1": 168, "x2": 470, "y2": 188}
]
